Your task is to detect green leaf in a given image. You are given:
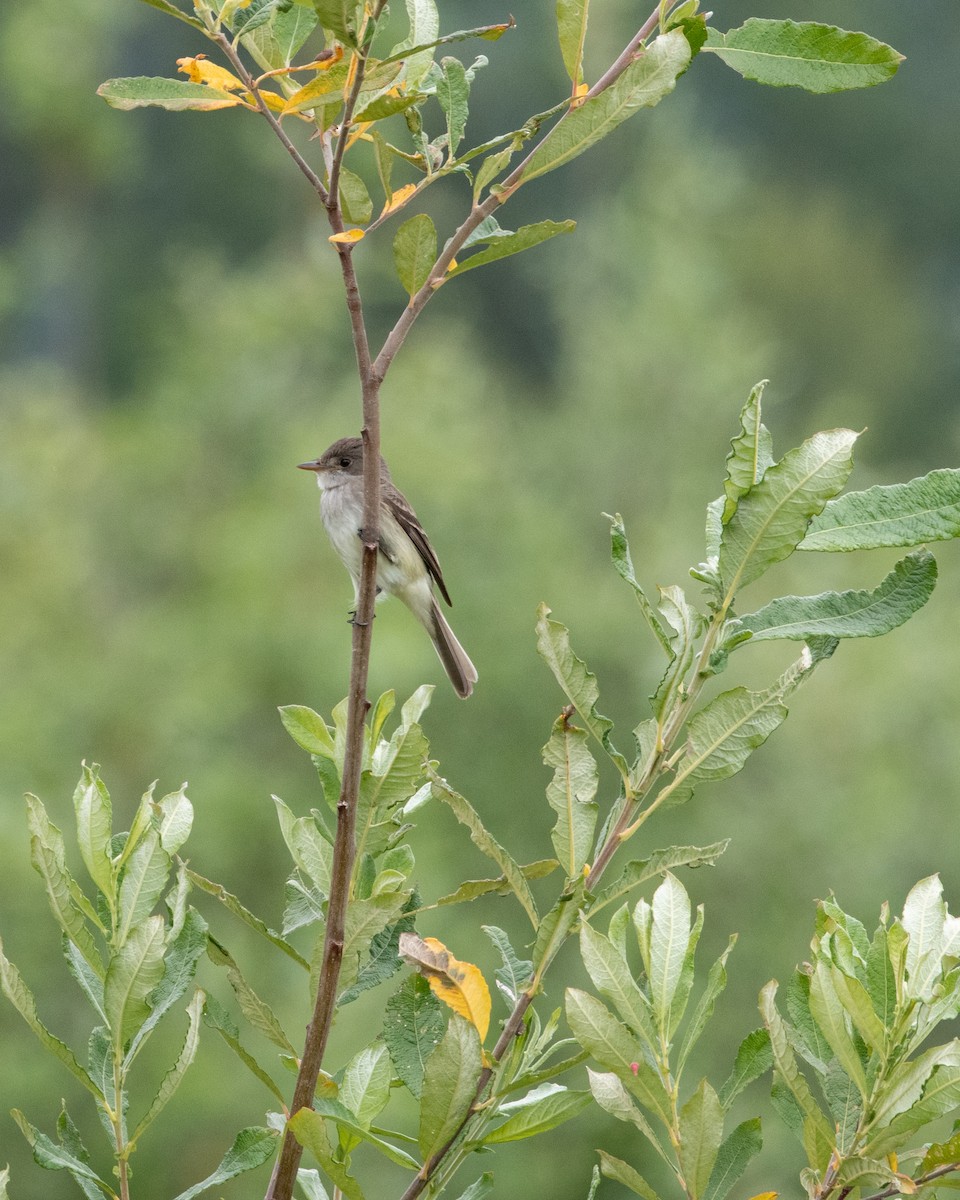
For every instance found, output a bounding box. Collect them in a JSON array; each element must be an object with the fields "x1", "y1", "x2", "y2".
[
  {"x1": 171, "y1": 1127, "x2": 278, "y2": 1200},
  {"x1": 0, "y1": 941, "x2": 102, "y2": 1098},
  {"x1": 447, "y1": 220, "x2": 576, "y2": 277},
  {"x1": 185, "y1": 867, "x2": 309, "y2": 968},
  {"x1": 137, "y1": 0, "x2": 205, "y2": 30},
  {"x1": 274, "y1": 797, "x2": 332, "y2": 893},
  {"x1": 201, "y1": 994, "x2": 286, "y2": 1104},
  {"x1": 703, "y1": 19, "x2": 904, "y2": 94},
  {"x1": 565, "y1": 988, "x2": 672, "y2": 1127},
  {"x1": 340, "y1": 1042, "x2": 392, "y2": 1131},
  {"x1": 556, "y1": 0, "x2": 589, "y2": 85},
  {"x1": 718, "y1": 1028, "x2": 772, "y2": 1108},
  {"x1": 484, "y1": 1087, "x2": 590, "y2": 1143},
  {"x1": 117, "y1": 830, "x2": 171, "y2": 944},
  {"x1": 354, "y1": 694, "x2": 430, "y2": 860},
  {"x1": 313, "y1": 0, "x2": 360, "y2": 47},
  {"x1": 104, "y1": 914, "x2": 166, "y2": 1049},
  {"x1": 482, "y1": 925, "x2": 532, "y2": 1006},
  {"x1": 647, "y1": 873, "x2": 695, "y2": 1035},
  {"x1": 429, "y1": 771, "x2": 538, "y2": 927},
  {"x1": 396, "y1": 0, "x2": 440, "y2": 88},
  {"x1": 608, "y1": 514, "x2": 673, "y2": 654},
  {"x1": 433, "y1": 860, "x2": 558, "y2": 909},
  {"x1": 518, "y1": 30, "x2": 690, "y2": 184},
  {"x1": 543, "y1": 713, "x2": 598, "y2": 879},
  {"x1": 238, "y1": 2, "x2": 319, "y2": 69},
  {"x1": 702, "y1": 1118, "x2": 763, "y2": 1200},
  {"x1": 678, "y1": 935, "x2": 737, "y2": 1076},
  {"x1": 208, "y1": 940, "x2": 297, "y2": 1055},
  {"x1": 734, "y1": 551, "x2": 937, "y2": 644},
  {"x1": 452, "y1": 1175, "x2": 494, "y2": 1200},
  {"x1": 801, "y1": 468, "x2": 960, "y2": 551},
  {"x1": 393, "y1": 214, "x2": 437, "y2": 298},
  {"x1": 11, "y1": 1111, "x2": 112, "y2": 1191},
  {"x1": 437, "y1": 57, "x2": 469, "y2": 157},
  {"x1": 587, "y1": 1069, "x2": 664, "y2": 1153},
  {"x1": 339, "y1": 894, "x2": 417, "y2": 1005},
  {"x1": 828, "y1": 966, "x2": 886, "y2": 1053},
  {"x1": 758, "y1": 981, "x2": 834, "y2": 1164},
  {"x1": 380, "y1": 22, "x2": 515, "y2": 68},
  {"x1": 866, "y1": 926, "x2": 897, "y2": 1029},
  {"x1": 130, "y1": 988, "x2": 204, "y2": 1144},
  {"x1": 54, "y1": 1106, "x2": 102, "y2": 1200},
  {"x1": 865, "y1": 1056, "x2": 960, "y2": 1157},
  {"x1": 808, "y1": 960, "x2": 868, "y2": 1098},
  {"x1": 384, "y1": 974, "x2": 446, "y2": 1099},
  {"x1": 156, "y1": 784, "x2": 193, "y2": 854},
  {"x1": 310, "y1": 1099, "x2": 420, "y2": 1169},
  {"x1": 418, "y1": 1014, "x2": 483, "y2": 1158},
  {"x1": 288, "y1": 1111, "x2": 365, "y2": 1200},
  {"x1": 97, "y1": 77, "x2": 244, "y2": 111},
  {"x1": 26, "y1": 795, "x2": 102, "y2": 974},
  {"x1": 125, "y1": 907, "x2": 208, "y2": 1064},
  {"x1": 591, "y1": 842, "x2": 729, "y2": 916},
  {"x1": 678, "y1": 1079, "x2": 724, "y2": 1199},
  {"x1": 532, "y1": 880, "x2": 584, "y2": 978},
  {"x1": 579, "y1": 924, "x2": 657, "y2": 1053},
  {"x1": 722, "y1": 381, "x2": 774, "y2": 522},
  {"x1": 598, "y1": 1151, "x2": 660, "y2": 1200},
  {"x1": 718, "y1": 428, "x2": 858, "y2": 598},
  {"x1": 338, "y1": 892, "x2": 409, "y2": 995},
  {"x1": 650, "y1": 585, "x2": 705, "y2": 722},
  {"x1": 279, "y1": 705, "x2": 336, "y2": 757},
  {"x1": 73, "y1": 764, "x2": 113, "y2": 898},
  {"x1": 535, "y1": 604, "x2": 628, "y2": 779}
]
